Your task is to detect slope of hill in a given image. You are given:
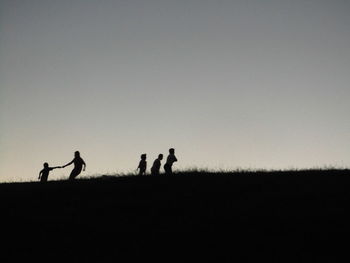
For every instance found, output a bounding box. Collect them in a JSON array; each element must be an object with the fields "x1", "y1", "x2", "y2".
[{"x1": 1, "y1": 170, "x2": 350, "y2": 262}]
